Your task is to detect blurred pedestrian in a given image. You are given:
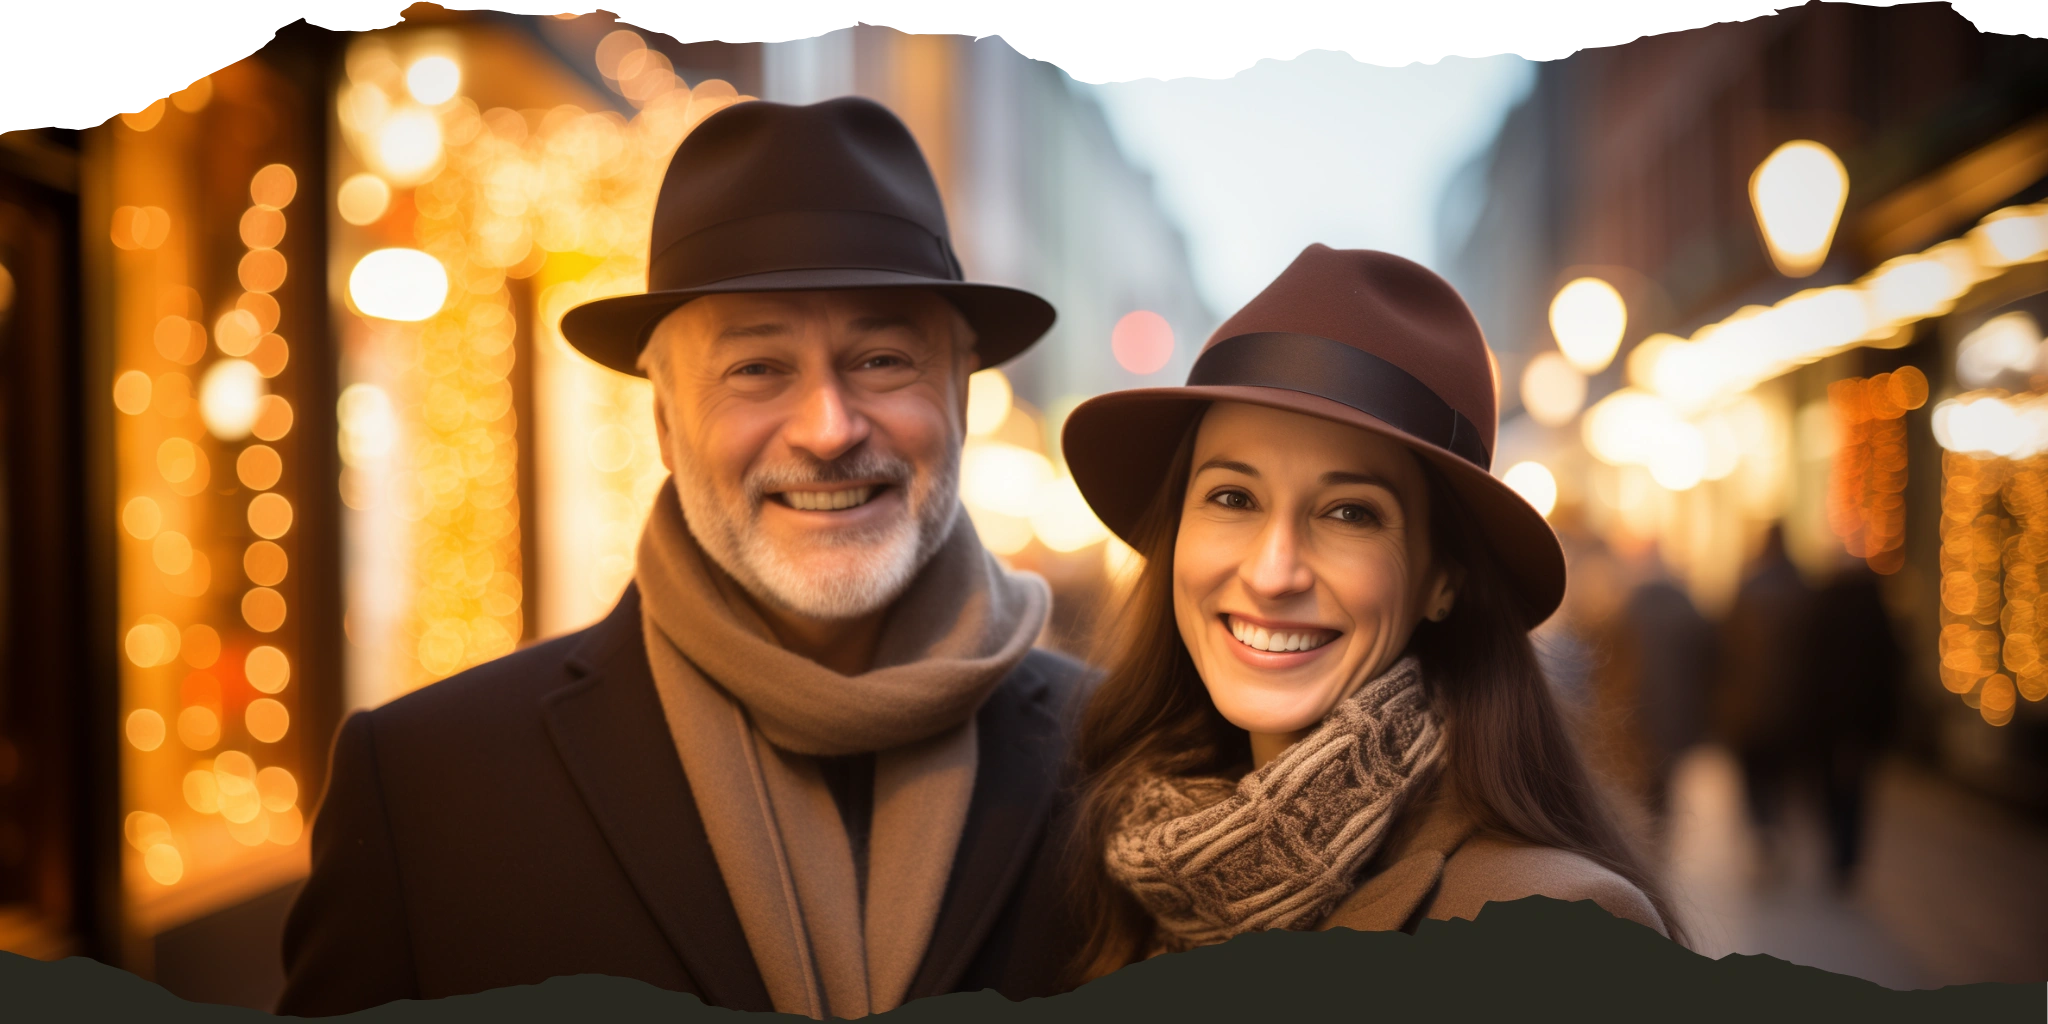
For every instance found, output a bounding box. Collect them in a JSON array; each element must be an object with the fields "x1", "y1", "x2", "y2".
[
  {"x1": 1586, "y1": 535, "x2": 1716, "y2": 824},
  {"x1": 1714, "y1": 523, "x2": 1812, "y2": 872},
  {"x1": 1796, "y1": 561, "x2": 1904, "y2": 891}
]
